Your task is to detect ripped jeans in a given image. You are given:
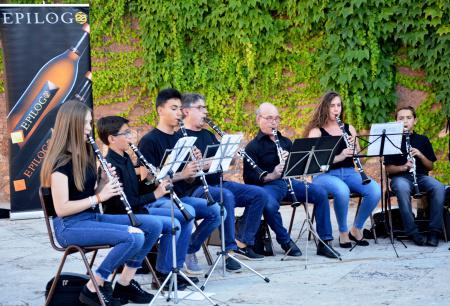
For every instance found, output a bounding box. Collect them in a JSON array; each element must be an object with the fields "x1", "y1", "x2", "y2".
[{"x1": 53, "y1": 211, "x2": 163, "y2": 280}]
